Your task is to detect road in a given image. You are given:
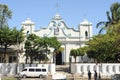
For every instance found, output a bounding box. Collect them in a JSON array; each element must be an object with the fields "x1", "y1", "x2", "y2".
[{"x1": 19, "y1": 78, "x2": 44, "y2": 80}]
